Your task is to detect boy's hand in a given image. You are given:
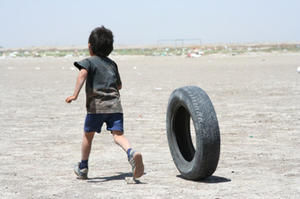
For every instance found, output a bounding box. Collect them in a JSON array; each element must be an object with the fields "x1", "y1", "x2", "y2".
[
  {"x1": 65, "y1": 96, "x2": 77, "y2": 103},
  {"x1": 66, "y1": 69, "x2": 87, "y2": 104}
]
